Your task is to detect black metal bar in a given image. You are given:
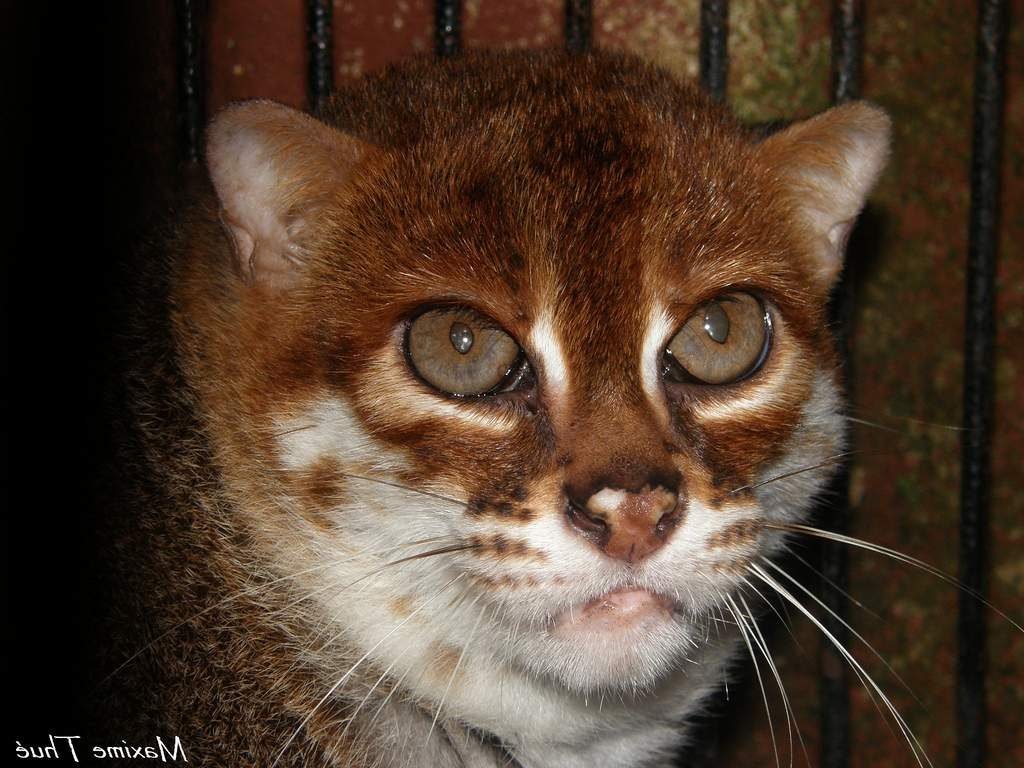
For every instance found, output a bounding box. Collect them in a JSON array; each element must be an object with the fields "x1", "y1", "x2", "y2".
[
  {"x1": 174, "y1": 0, "x2": 206, "y2": 164},
  {"x1": 694, "y1": 5, "x2": 729, "y2": 764},
  {"x1": 831, "y1": 0, "x2": 862, "y2": 104},
  {"x1": 307, "y1": 0, "x2": 334, "y2": 114},
  {"x1": 698, "y1": 0, "x2": 729, "y2": 103},
  {"x1": 565, "y1": 0, "x2": 592, "y2": 55},
  {"x1": 819, "y1": 3, "x2": 863, "y2": 768},
  {"x1": 958, "y1": 2, "x2": 1008, "y2": 767},
  {"x1": 435, "y1": 0, "x2": 462, "y2": 57}
]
